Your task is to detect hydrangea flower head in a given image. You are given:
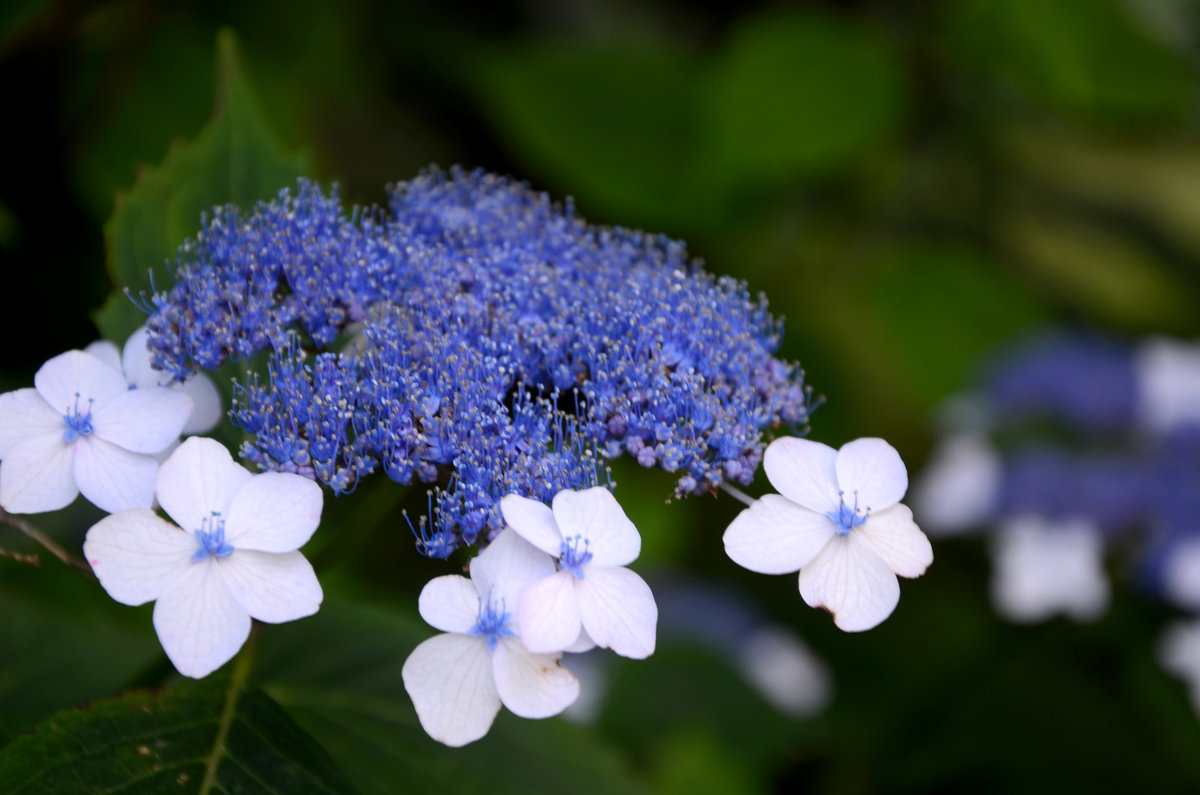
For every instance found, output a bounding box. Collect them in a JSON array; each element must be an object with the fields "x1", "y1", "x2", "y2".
[
  {"x1": 723, "y1": 437, "x2": 933, "y2": 632},
  {"x1": 402, "y1": 528, "x2": 580, "y2": 747},
  {"x1": 500, "y1": 487, "x2": 658, "y2": 658},
  {"x1": 144, "y1": 169, "x2": 814, "y2": 555},
  {"x1": 83, "y1": 437, "x2": 323, "y2": 678},
  {"x1": 0, "y1": 349, "x2": 194, "y2": 514}
]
